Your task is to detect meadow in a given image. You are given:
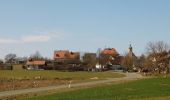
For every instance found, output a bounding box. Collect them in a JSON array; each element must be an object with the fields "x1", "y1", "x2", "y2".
[
  {"x1": 0, "y1": 70, "x2": 125, "y2": 92},
  {"x1": 24, "y1": 76, "x2": 170, "y2": 100},
  {"x1": 0, "y1": 70, "x2": 124, "y2": 79}
]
